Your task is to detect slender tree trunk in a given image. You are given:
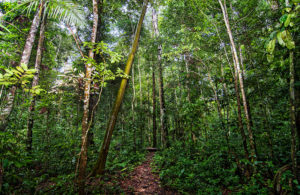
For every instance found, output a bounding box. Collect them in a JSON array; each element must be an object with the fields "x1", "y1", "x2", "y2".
[
  {"x1": 0, "y1": 8, "x2": 42, "y2": 131},
  {"x1": 219, "y1": 0, "x2": 256, "y2": 165},
  {"x1": 184, "y1": 55, "x2": 191, "y2": 102},
  {"x1": 147, "y1": 73, "x2": 151, "y2": 145},
  {"x1": 289, "y1": 51, "x2": 298, "y2": 185},
  {"x1": 89, "y1": 0, "x2": 148, "y2": 177},
  {"x1": 152, "y1": 7, "x2": 168, "y2": 147},
  {"x1": 27, "y1": 17, "x2": 46, "y2": 151},
  {"x1": 231, "y1": 51, "x2": 250, "y2": 162},
  {"x1": 152, "y1": 64, "x2": 157, "y2": 148},
  {"x1": 138, "y1": 57, "x2": 144, "y2": 147},
  {"x1": 131, "y1": 63, "x2": 136, "y2": 149},
  {"x1": 87, "y1": 94, "x2": 96, "y2": 146},
  {"x1": 77, "y1": 0, "x2": 98, "y2": 193}
]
